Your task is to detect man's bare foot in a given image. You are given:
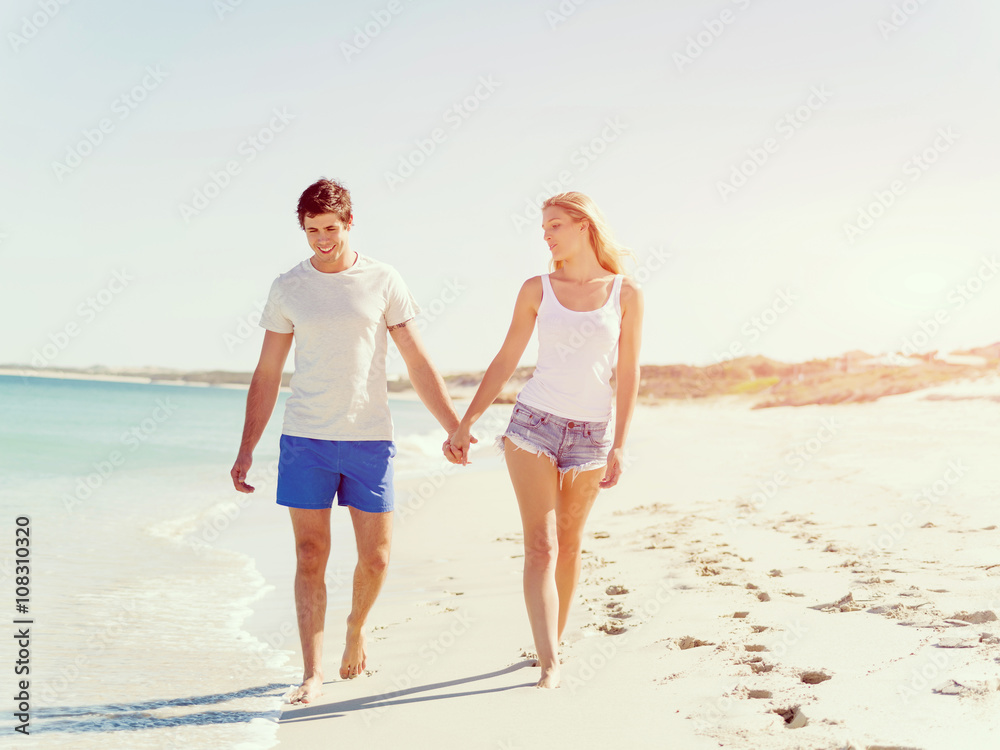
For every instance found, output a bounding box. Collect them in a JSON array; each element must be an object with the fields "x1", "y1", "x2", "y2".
[
  {"x1": 288, "y1": 674, "x2": 324, "y2": 704},
  {"x1": 340, "y1": 624, "x2": 367, "y2": 679},
  {"x1": 536, "y1": 665, "x2": 560, "y2": 689}
]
